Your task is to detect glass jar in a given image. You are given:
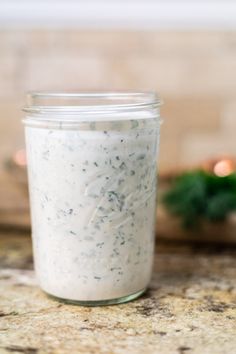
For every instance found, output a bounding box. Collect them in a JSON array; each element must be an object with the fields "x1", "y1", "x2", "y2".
[{"x1": 23, "y1": 92, "x2": 162, "y2": 306}]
